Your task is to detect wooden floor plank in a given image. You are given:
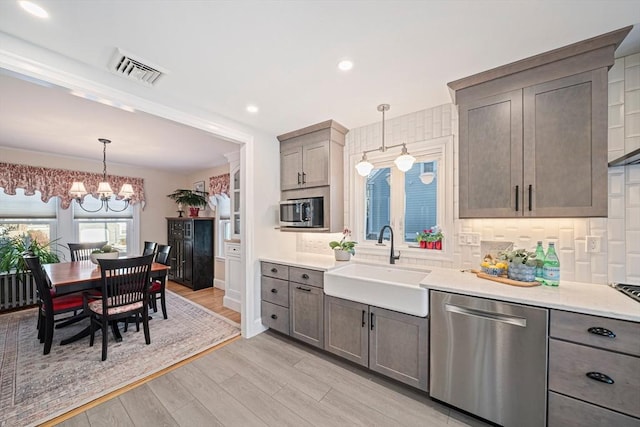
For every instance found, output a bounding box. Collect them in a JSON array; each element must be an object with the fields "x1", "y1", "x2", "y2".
[
  {"x1": 173, "y1": 362, "x2": 268, "y2": 427},
  {"x1": 146, "y1": 371, "x2": 197, "y2": 415},
  {"x1": 170, "y1": 399, "x2": 224, "y2": 427},
  {"x1": 84, "y1": 398, "x2": 135, "y2": 427},
  {"x1": 321, "y1": 387, "x2": 403, "y2": 426},
  {"x1": 220, "y1": 374, "x2": 312, "y2": 427},
  {"x1": 55, "y1": 412, "x2": 91, "y2": 427},
  {"x1": 215, "y1": 346, "x2": 287, "y2": 396},
  {"x1": 273, "y1": 384, "x2": 367, "y2": 427},
  {"x1": 117, "y1": 383, "x2": 178, "y2": 427}
]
